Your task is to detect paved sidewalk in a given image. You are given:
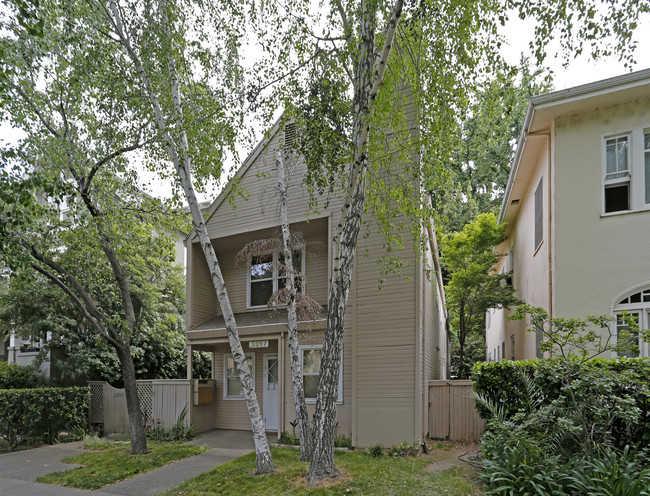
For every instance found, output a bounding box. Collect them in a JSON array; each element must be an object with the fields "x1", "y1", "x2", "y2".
[{"x1": 0, "y1": 430, "x2": 271, "y2": 496}]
